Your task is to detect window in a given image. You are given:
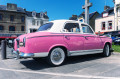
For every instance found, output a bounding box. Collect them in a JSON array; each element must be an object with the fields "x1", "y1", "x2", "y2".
[
  {"x1": 102, "y1": 22, "x2": 106, "y2": 30},
  {"x1": 10, "y1": 15, "x2": 14, "y2": 21},
  {"x1": 40, "y1": 20, "x2": 43, "y2": 26},
  {"x1": 32, "y1": 19, "x2": 35, "y2": 25},
  {"x1": 64, "y1": 23, "x2": 80, "y2": 33},
  {"x1": 21, "y1": 26, "x2": 25, "y2": 31},
  {"x1": 9, "y1": 26, "x2": 15, "y2": 31},
  {"x1": 37, "y1": 23, "x2": 53, "y2": 31},
  {"x1": 108, "y1": 21, "x2": 112, "y2": 30},
  {"x1": 21, "y1": 16, "x2": 25, "y2": 22},
  {"x1": 81, "y1": 24, "x2": 93, "y2": 34},
  {"x1": 0, "y1": 14, "x2": 3, "y2": 20},
  {"x1": 79, "y1": 19, "x2": 83, "y2": 22},
  {"x1": 0, "y1": 25, "x2": 4, "y2": 31},
  {"x1": 118, "y1": 8, "x2": 120, "y2": 16},
  {"x1": 37, "y1": 21, "x2": 39, "y2": 26},
  {"x1": 30, "y1": 29, "x2": 37, "y2": 33}
]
